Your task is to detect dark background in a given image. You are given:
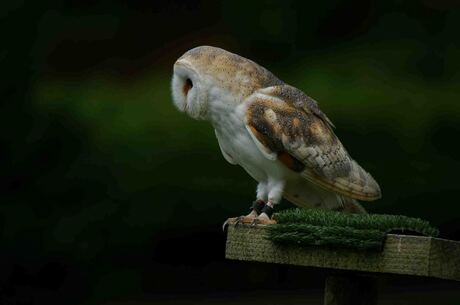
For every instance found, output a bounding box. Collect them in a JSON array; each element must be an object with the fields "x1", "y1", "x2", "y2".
[{"x1": 1, "y1": 0, "x2": 460, "y2": 304}]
